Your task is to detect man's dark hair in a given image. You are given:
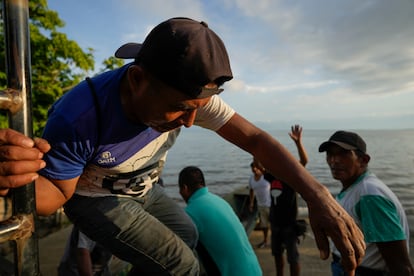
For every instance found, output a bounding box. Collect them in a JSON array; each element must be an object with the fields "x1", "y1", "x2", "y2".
[{"x1": 178, "y1": 166, "x2": 206, "y2": 192}]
